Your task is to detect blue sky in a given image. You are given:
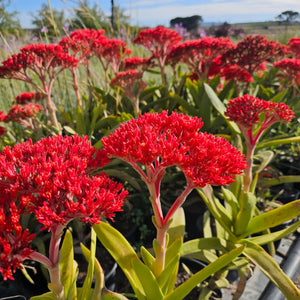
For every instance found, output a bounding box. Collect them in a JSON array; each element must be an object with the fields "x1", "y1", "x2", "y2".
[{"x1": 7, "y1": 0, "x2": 300, "y2": 28}]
